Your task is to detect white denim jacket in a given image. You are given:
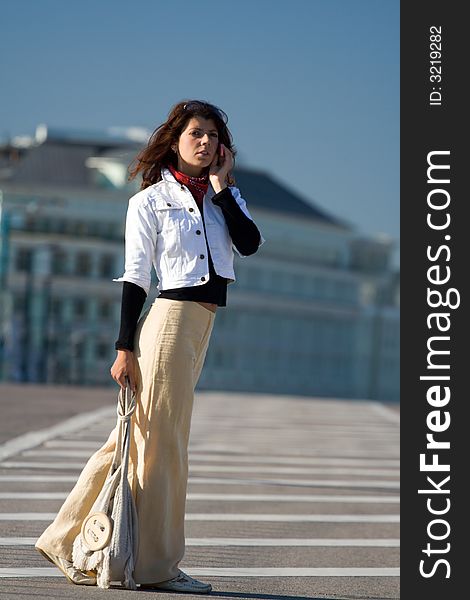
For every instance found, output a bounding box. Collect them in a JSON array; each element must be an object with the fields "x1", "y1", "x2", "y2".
[{"x1": 113, "y1": 167, "x2": 266, "y2": 295}]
